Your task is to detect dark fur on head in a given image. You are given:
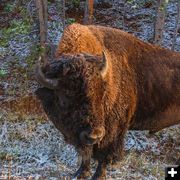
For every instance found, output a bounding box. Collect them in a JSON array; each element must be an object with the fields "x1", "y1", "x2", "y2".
[{"x1": 36, "y1": 54, "x2": 107, "y2": 150}]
